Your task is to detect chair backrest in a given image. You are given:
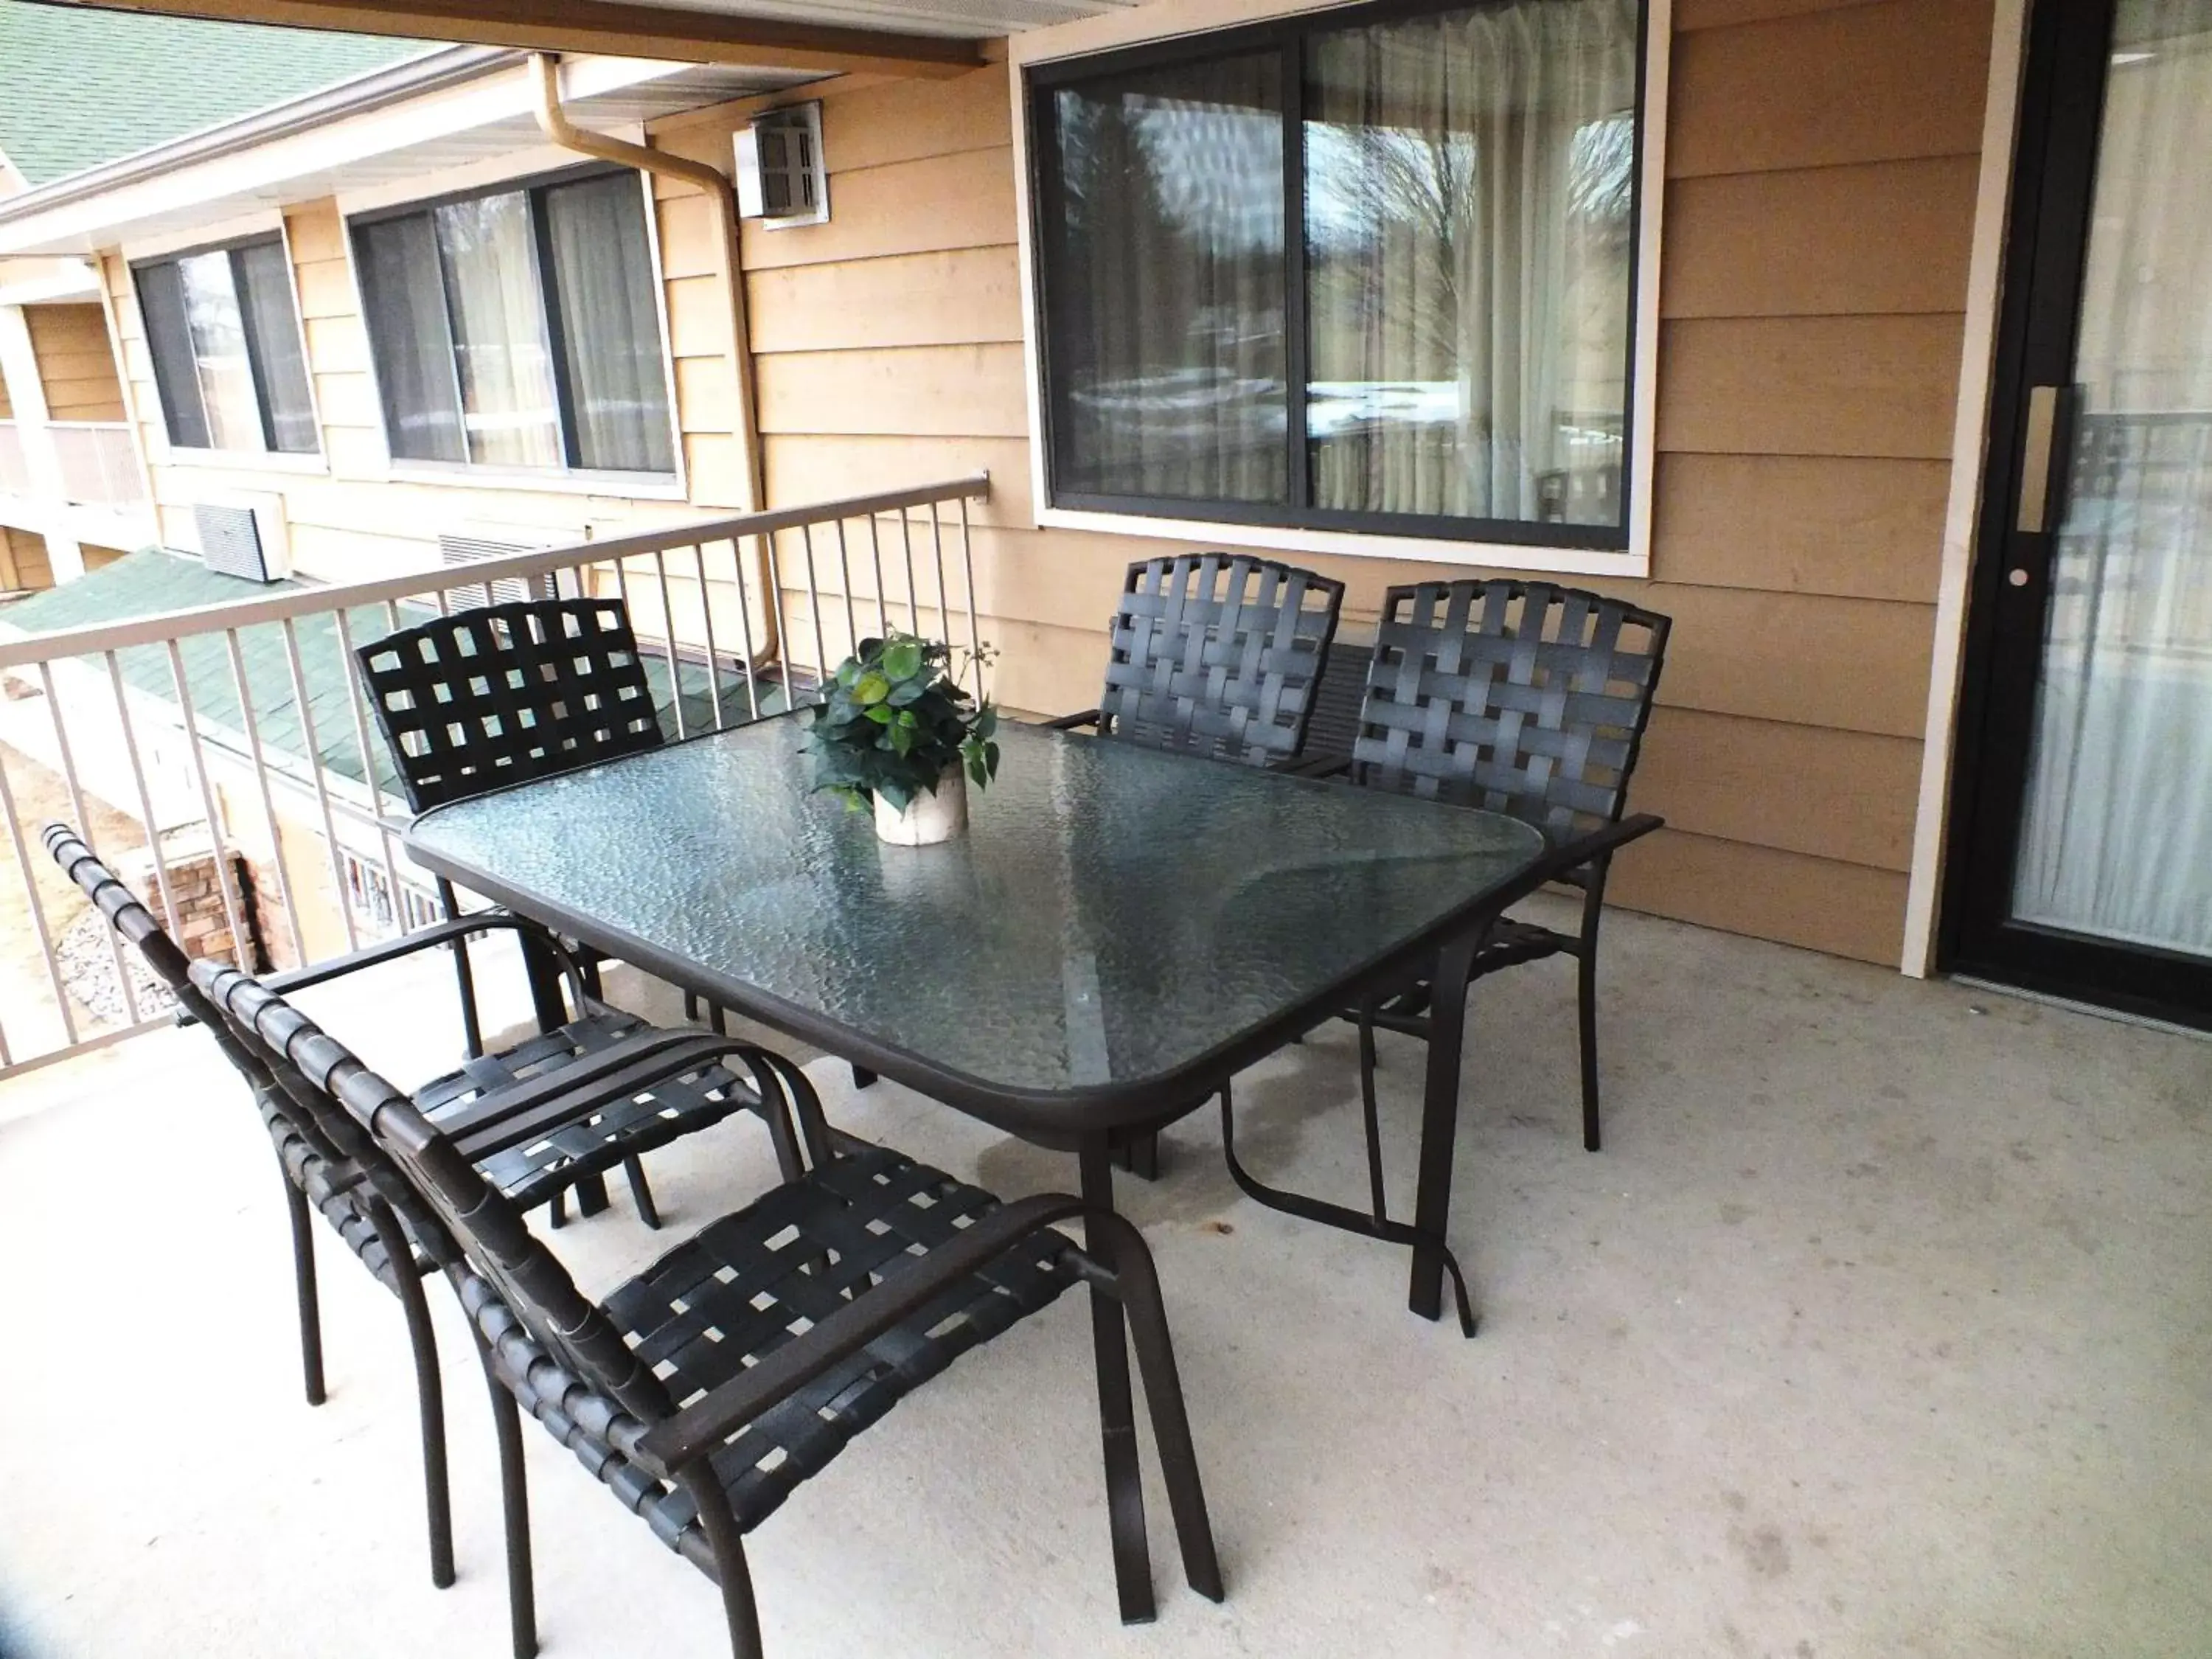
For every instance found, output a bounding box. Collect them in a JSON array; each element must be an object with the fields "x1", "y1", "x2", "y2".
[
  {"x1": 356, "y1": 597, "x2": 664, "y2": 813},
  {"x1": 1097, "y1": 554, "x2": 1345, "y2": 766},
  {"x1": 1350, "y1": 580, "x2": 1670, "y2": 841},
  {"x1": 213, "y1": 965, "x2": 676, "y2": 1425}
]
